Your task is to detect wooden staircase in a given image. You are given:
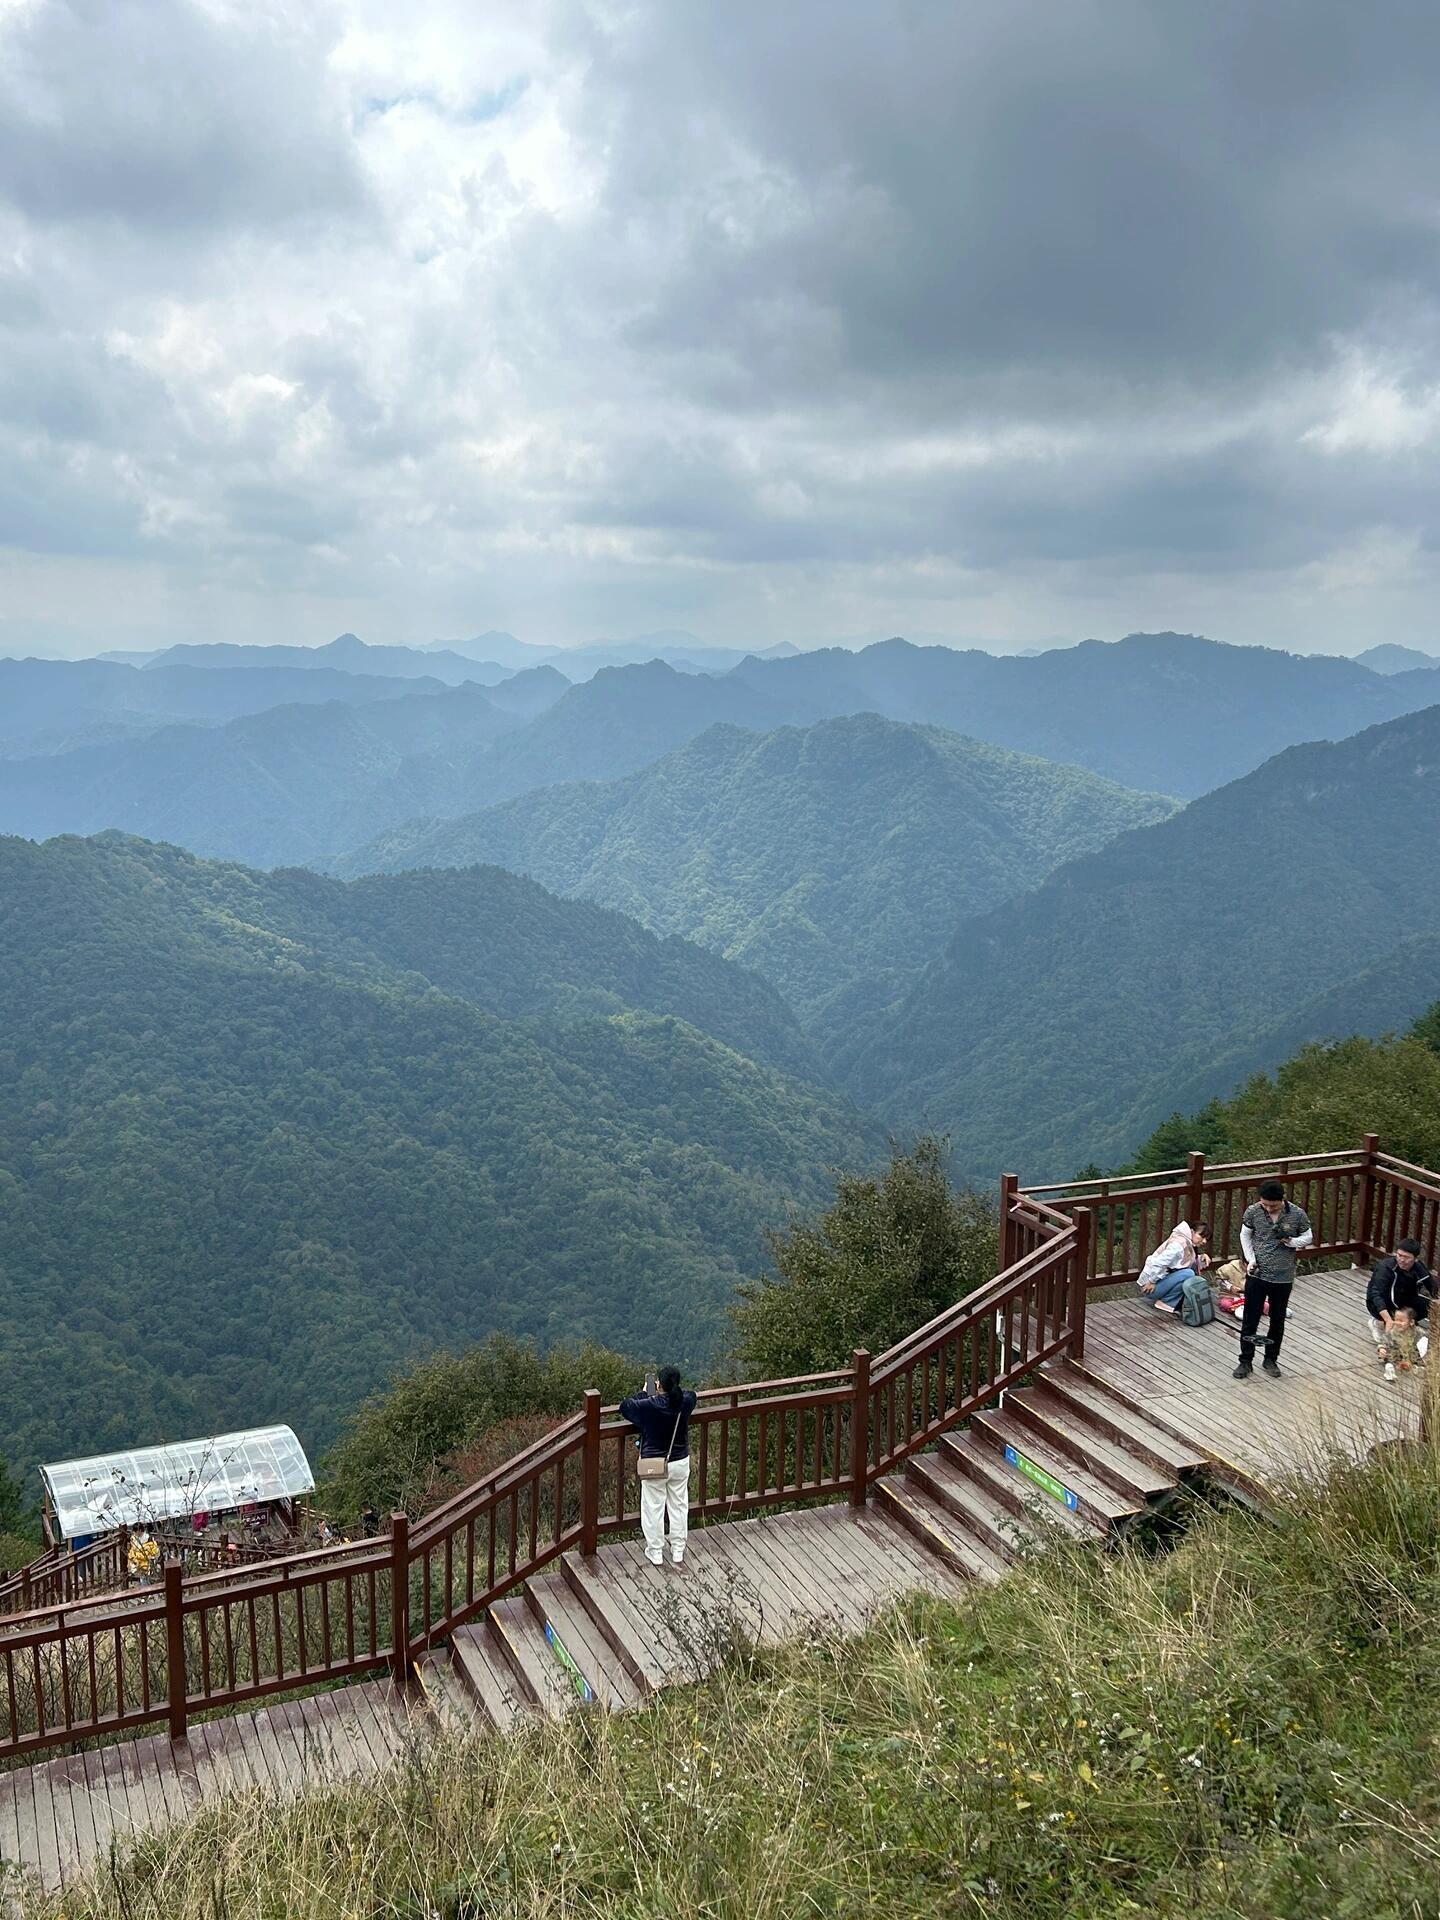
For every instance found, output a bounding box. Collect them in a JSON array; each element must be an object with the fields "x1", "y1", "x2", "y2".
[{"x1": 413, "y1": 1356, "x2": 1210, "y2": 1730}]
